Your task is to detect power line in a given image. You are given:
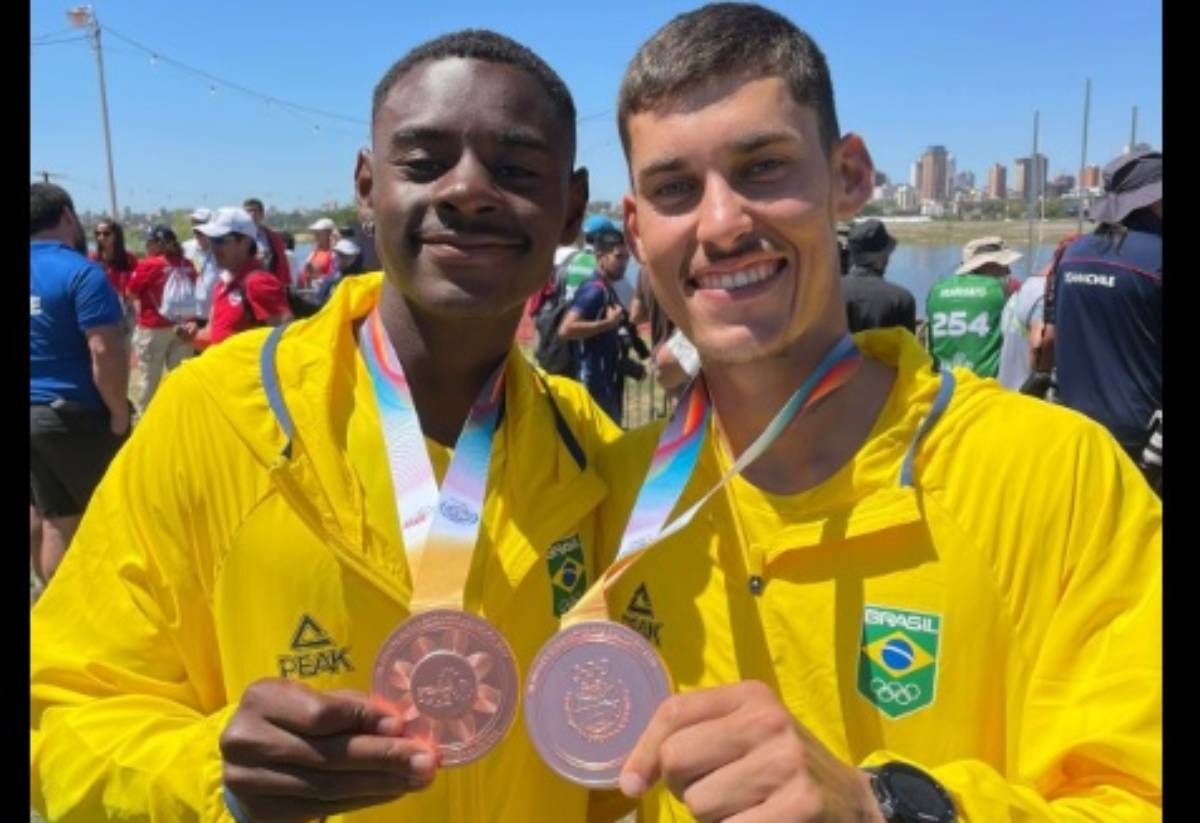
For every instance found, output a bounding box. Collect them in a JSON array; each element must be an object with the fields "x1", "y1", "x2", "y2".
[
  {"x1": 100, "y1": 25, "x2": 369, "y2": 127},
  {"x1": 31, "y1": 35, "x2": 88, "y2": 47}
]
